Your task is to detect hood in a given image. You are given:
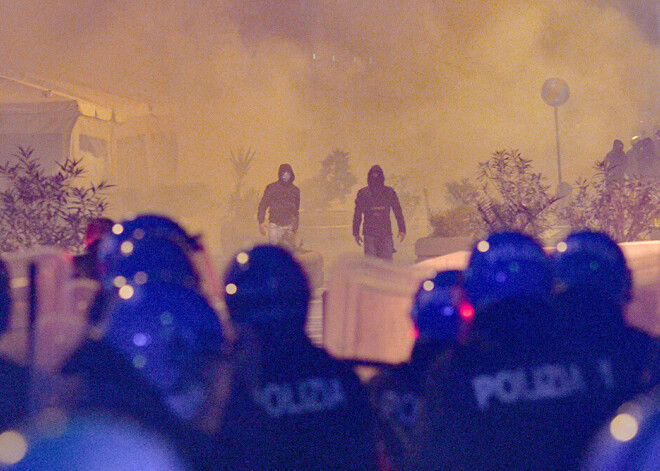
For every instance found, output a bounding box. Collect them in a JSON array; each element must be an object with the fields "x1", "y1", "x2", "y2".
[
  {"x1": 278, "y1": 163, "x2": 295, "y2": 184},
  {"x1": 367, "y1": 165, "x2": 385, "y2": 189}
]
